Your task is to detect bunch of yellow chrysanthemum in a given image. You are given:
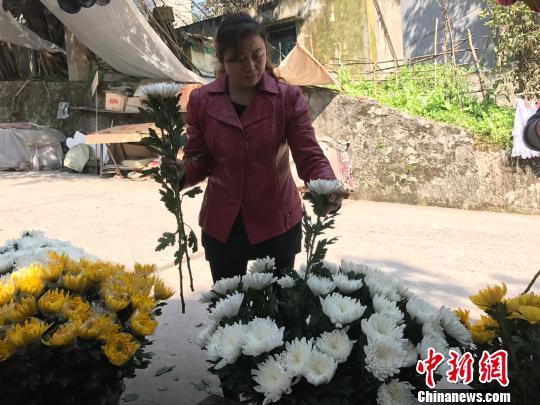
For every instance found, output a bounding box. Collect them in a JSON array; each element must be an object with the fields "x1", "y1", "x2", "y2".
[
  {"x1": 0, "y1": 252, "x2": 174, "y2": 368},
  {"x1": 454, "y1": 275, "x2": 540, "y2": 403}
]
